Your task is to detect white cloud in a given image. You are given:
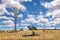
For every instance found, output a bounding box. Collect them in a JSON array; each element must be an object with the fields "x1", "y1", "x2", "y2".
[
  {"x1": 41, "y1": 0, "x2": 60, "y2": 18},
  {"x1": 46, "y1": 9, "x2": 60, "y2": 18},
  {"x1": 18, "y1": 14, "x2": 23, "y2": 18},
  {"x1": 0, "y1": 0, "x2": 32, "y2": 16},
  {"x1": 2, "y1": 20, "x2": 19, "y2": 27},
  {"x1": 1, "y1": 0, "x2": 60, "y2": 28},
  {"x1": 0, "y1": 0, "x2": 32, "y2": 27},
  {"x1": 14, "y1": 0, "x2": 32, "y2": 2},
  {"x1": 8, "y1": 12, "x2": 15, "y2": 16},
  {"x1": 36, "y1": 15, "x2": 49, "y2": 25},
  {"x1": 46, "y1": 27, "x2": 55, "y2": 29},
  {"x1": 25, "y1": 14, "x2": 37, "y2": 23},
  {"x1": 40, "y1": 0, "x2": 60, "y2": 26},
  {"x1": 20, "y1": 23, "x2": 30, "y2": 26},
  {"x1": 2, "y1": 0, "x2": 32, "y2": 12},
  {"x1": 41, "y1": 0, "x2": 60, "y2": 9},
  {"x1": 0, "y1": 16, "x2": 14, "y2": 20},
  {"x1": 23, "y1": 13, "x2": 60, "y2": 26},
  {"x1": 23, "y1": 14, "x2": 49, "y2": 26},
  {"x1": 37, "y1": 27, "x2": 43, "y2": 29},
  {"x1": 21, "y1": 20, "x2": 26, "y2": 23},
  {"x1": 4, "y1": 0, "x2": 26, "y2": 11},
  {"x1": 3, "y1": 20, "x2": 14, "y2": 25},
  {"x1": 2, "y1": 20, "x2": 14, "y2": 27},
  {"x1": 0, "y1": 4, "x2": 6, "y2": 15}
]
